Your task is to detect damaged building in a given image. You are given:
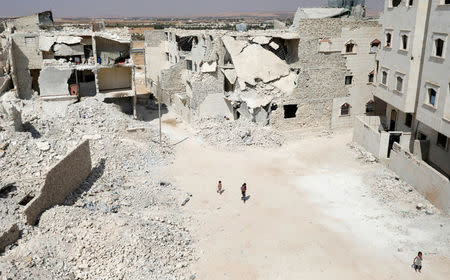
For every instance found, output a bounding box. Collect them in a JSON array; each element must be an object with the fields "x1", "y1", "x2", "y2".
[
  {"x1": 145, "y1": 6, "x2": 381, "y2": 129},
  {"x1": 0, "y1": 11, "x2": 136, "y2": 114}
]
